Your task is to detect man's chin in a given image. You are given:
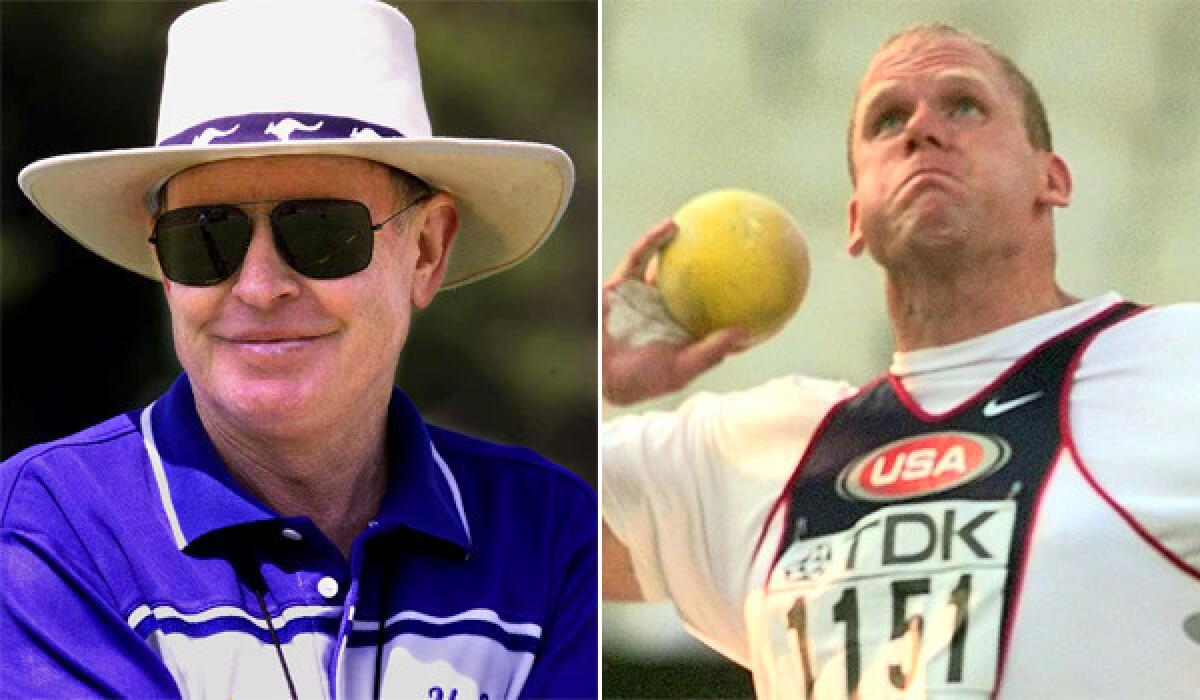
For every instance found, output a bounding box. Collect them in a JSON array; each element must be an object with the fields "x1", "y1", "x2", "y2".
[
  {"x1": 896, "y1": 204, "x2": 971, "y2": 246},
  {"x1": 912, "y1": 224, "x2": 971, "y2": 249},
  {"x1": 208, "y1": 375, "x2": 332, "y2": 436},
  {"x1": 869, "y1": 226, "x2": 972, "y2": 276}
]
